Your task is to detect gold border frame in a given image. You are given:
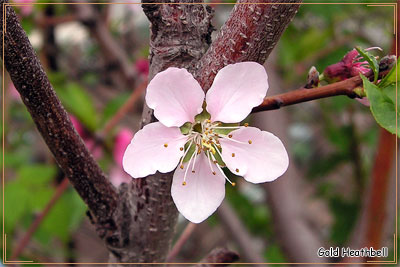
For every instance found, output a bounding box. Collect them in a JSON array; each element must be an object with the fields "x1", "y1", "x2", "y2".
[{"x1": 2, "y1": 1, "x2": 398, "y2": 265}]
